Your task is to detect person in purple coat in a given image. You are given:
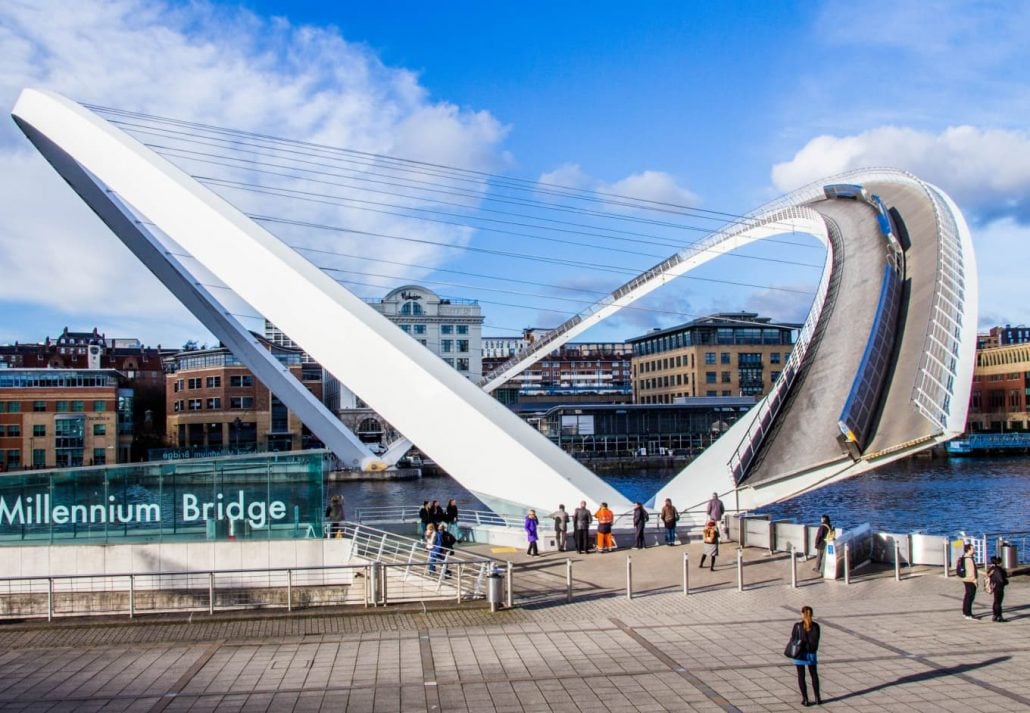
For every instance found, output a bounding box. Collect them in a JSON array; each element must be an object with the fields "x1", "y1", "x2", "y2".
[{"x1": 524, "y1": 509, "x2": 540, "y2": 556}]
